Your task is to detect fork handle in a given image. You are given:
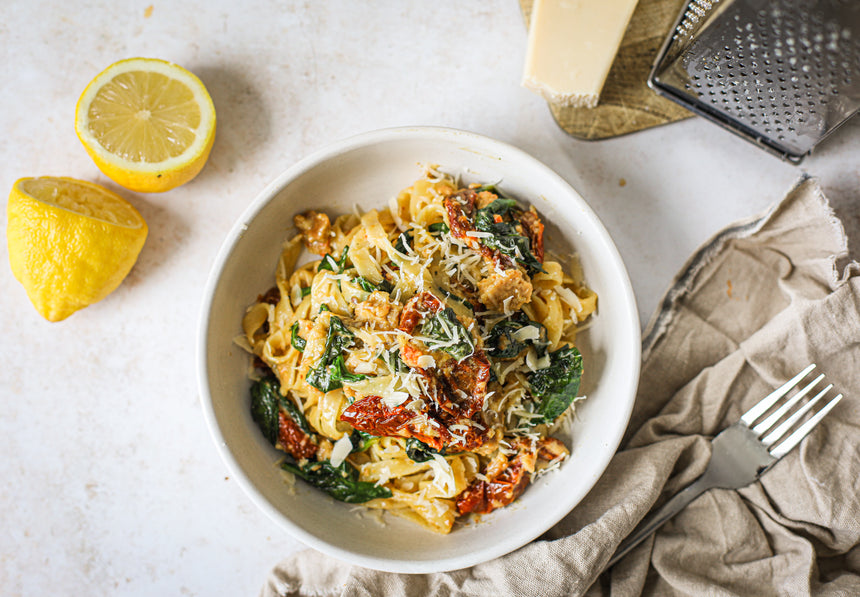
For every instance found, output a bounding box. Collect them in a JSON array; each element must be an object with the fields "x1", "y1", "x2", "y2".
[{"x1": 606, "y1": 473, "x2": 715, "y2": 568}]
